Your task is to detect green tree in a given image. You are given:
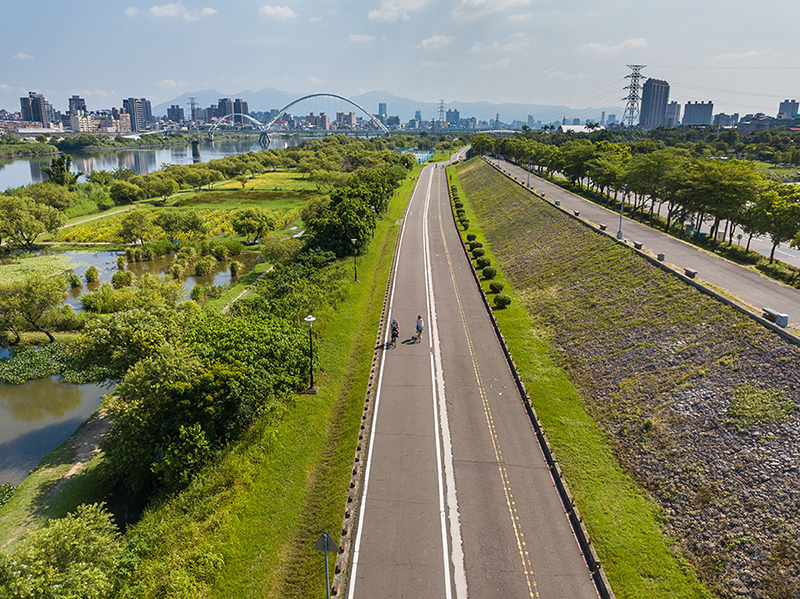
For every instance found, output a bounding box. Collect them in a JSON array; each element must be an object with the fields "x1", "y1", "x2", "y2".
[
  {"x1": 87, "y1": 169, "x2": 114, "y2": 186},
  {"x1": 118, "y1": 208, "x2": 155, "y2": 244},
  {"x1": 41, "y1": 154, "x2": 82, "y2": 187},
  {"x1": 232, "y1": 207, "x2": 275, "y2": 244},
  {"x1": 0, "y1": 503, "x2": 122, "y2": 599},
  {"x1": 109, "y1": 180, "x2": 143, "y2": 205},
  {"x1": 0, "y1": 195, "x2": 65, "y2": 248},
  {"x1": 12, "y1": 274, "x2": 67, "y2": 343}
]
